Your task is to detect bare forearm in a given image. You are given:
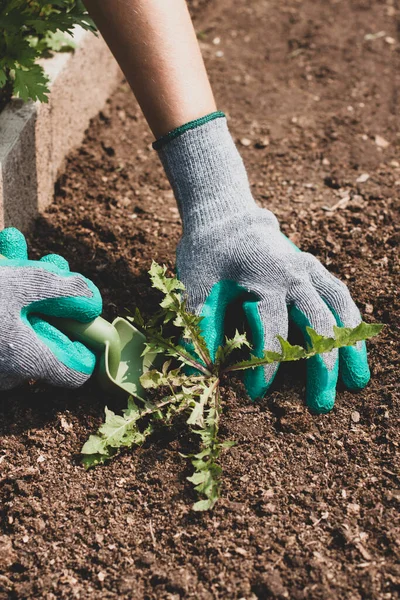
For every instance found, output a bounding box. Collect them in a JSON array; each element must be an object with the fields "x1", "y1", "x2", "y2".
[{"x1": 83, "y1": 0, "x2": 216, "y2": 138}]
